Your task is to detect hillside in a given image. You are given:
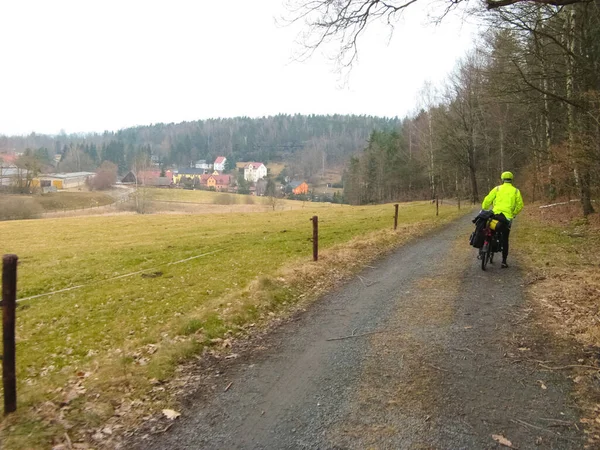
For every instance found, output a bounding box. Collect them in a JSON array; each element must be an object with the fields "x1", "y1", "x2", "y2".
[{"x1": 0, "y1": 115, "x2": 400, "y2": 180}]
